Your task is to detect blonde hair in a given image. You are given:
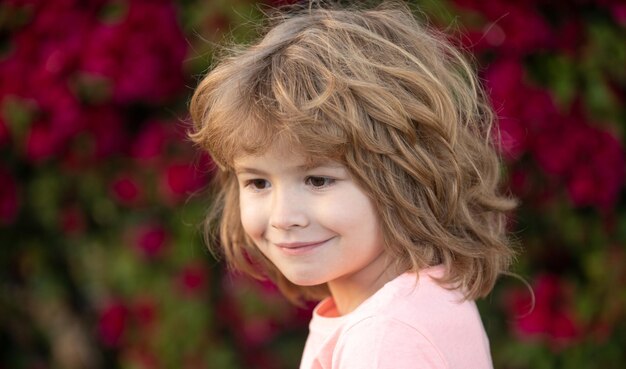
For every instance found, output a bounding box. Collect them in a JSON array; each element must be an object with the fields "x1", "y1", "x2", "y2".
[{"x1": 189, "y1": 2, "x2": 517, "y2": 304}]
